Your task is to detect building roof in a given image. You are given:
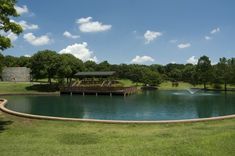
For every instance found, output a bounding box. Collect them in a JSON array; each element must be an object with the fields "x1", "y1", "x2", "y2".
[{"x1": 74, "y1": 71, "x2": 116, "y2": 77}]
